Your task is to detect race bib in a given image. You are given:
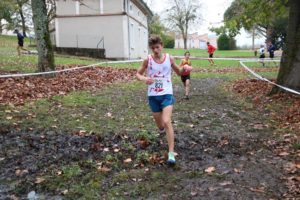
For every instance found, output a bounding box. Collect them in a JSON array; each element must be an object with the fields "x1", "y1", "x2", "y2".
[{"x1": 154, "y1": 79, "x2": 163, "y2": 90}]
